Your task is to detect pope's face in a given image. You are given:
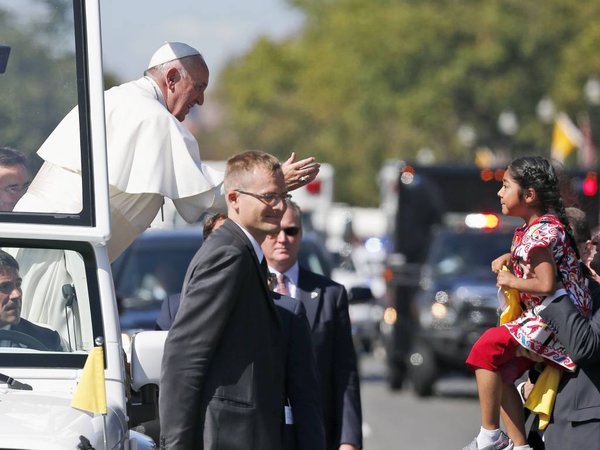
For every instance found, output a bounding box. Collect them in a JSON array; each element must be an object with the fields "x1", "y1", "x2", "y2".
[
  {"x1": 0, "y1": 164, "x2": 29, "y2": 211},
  {"x1": 168, "y1": 60, "x2": 209, "y2": 122},
  {"x1": 0, "y1": 267, "x2": 22, "y2": 327}
]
